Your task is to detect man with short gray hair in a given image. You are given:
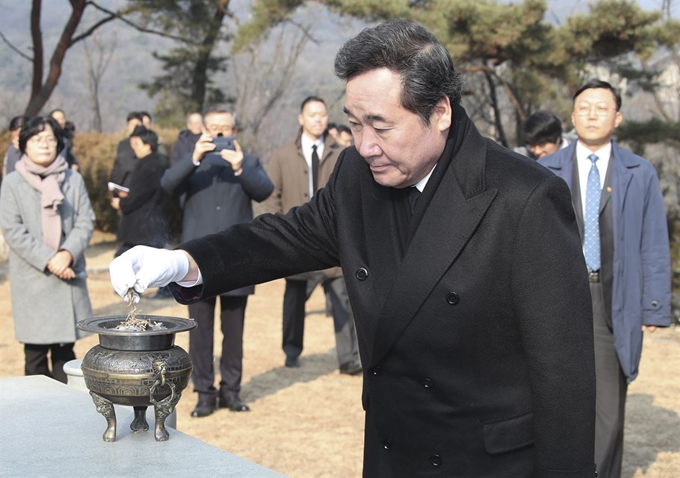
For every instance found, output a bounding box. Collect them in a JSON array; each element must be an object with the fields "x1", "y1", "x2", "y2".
[{"x1": 161, "y1": 109, "x2": 273, "y2": 418}]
